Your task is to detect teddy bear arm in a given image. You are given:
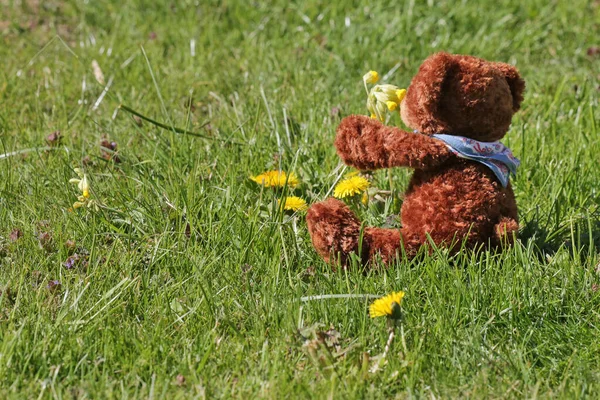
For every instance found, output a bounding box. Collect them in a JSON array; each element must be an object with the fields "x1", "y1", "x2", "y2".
[
  {"x1": 335, "y1": 115, "x2": 452, "y2": 170},
  {"x1": 383, "y1": 129, "x2": 453, "y2": 169},
  {"x1": 383, "y1": 128, "x2": 452, "y2": 169}
]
